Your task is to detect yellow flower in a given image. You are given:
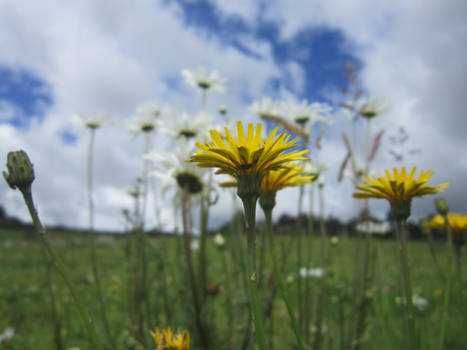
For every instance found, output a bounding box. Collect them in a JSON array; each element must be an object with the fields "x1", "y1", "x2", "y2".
[
  {"x1": 429, "y1": 214, "x2": 467, "y2": 233},
  {"x1": 429, "y1": 213, "x2": 467, "y2": 245},
  {"x1": 354, "y1": 167, "x2": 449, "y2": 204},
  {"x1": 188, "y1": 121, "x2": 308, "y2": 199},
  {"x1": 353, "y1": 167, "x2": 449, "y2": 219},
  {"x1": 150, "y1": 327, "x2": 190, "y2": 350},
  {"x1": 261, "y1": 163, "x2": 315, "y2": 193}
]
